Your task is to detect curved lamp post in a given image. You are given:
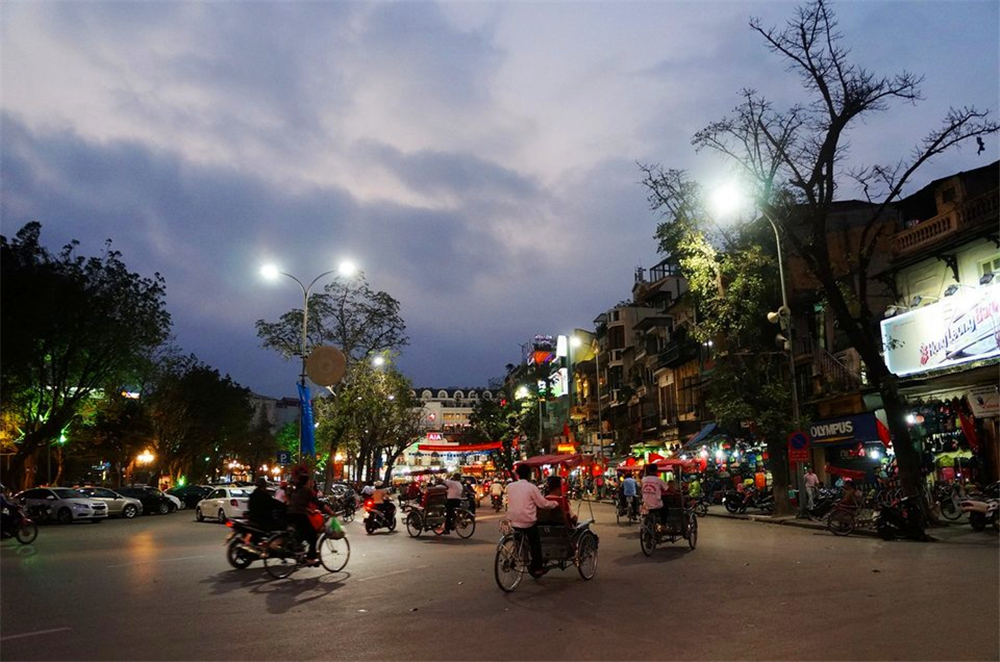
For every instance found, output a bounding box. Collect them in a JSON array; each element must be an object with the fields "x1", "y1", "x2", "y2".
[{"x1": 261, "y1": 260, "x2": 357, "y2": 463}]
